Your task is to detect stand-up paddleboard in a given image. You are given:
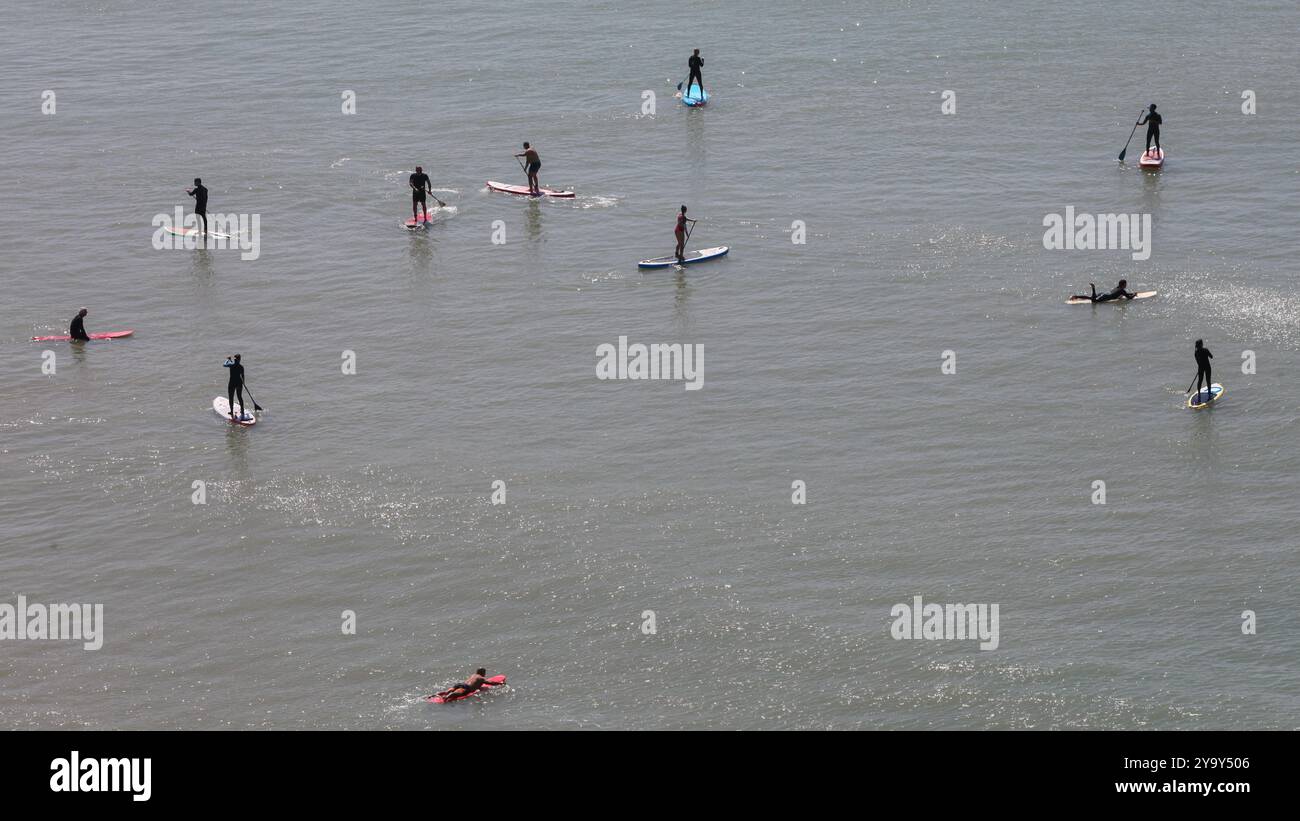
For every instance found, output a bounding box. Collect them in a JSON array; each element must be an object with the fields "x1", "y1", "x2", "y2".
[
  {"x1": 31, "y1": 329, "x2": 134, "y2": 342},
  {"x1": 164, "y1": 226, "x2": 235, "y2": 241},
  {"x1": 485, "y1": 181, "x2": 575, "y2": 198},
  {"x1": 682, "y1": 83, "x2": 709, "y2": 106},
  {"x1": 1139, "y1": 147, "x2": 1164, "y2": 168},
  {"x1": 1066, "y1": 290, "x2": 1158, "y2": 305},
  {"x1": 213, "y1": 396, "x2": 256, "y2": 426},
  {"x1": 1187, "y1": 383, "x2": 1224, "y2": 409},
  {"x1": 639, "y1": 246, "x2": 729, "y2": 269},
  {"x1": 426, "y1": 675, "x2": 506, "y2": 704},
  {"x1": 405, "y1": 211, "x2": 437, "y2": 227}
]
